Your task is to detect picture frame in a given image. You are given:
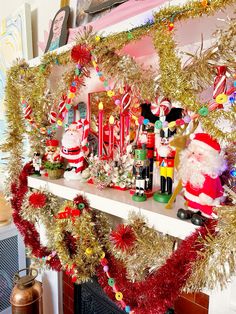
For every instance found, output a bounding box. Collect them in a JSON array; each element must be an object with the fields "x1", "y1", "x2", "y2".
[
  {"x1": 45, "y1": 6, "x2": 70, "y2": 53},
  {"x1": 0, "y1": 3, "x2": 33, "y2": 119}
]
